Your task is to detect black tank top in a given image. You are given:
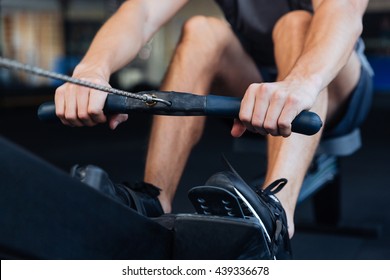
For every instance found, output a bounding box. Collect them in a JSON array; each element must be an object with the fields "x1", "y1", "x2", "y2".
[{"x1": 214, "y1": 0, "x2": 313, "y2": 66}]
